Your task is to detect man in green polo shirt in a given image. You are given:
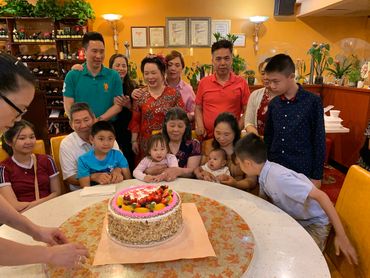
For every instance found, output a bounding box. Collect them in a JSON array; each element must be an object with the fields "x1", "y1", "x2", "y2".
[{"x1": 63, "y1": 32, "x2": 123, "y2": 121}]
